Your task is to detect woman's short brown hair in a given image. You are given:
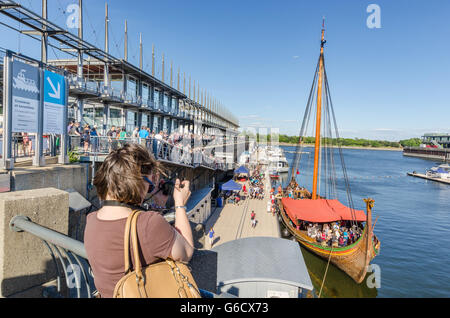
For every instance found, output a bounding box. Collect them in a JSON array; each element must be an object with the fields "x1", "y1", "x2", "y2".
[{"x1": 94, "y1": 143, "x2": 165, "y2": 205}]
